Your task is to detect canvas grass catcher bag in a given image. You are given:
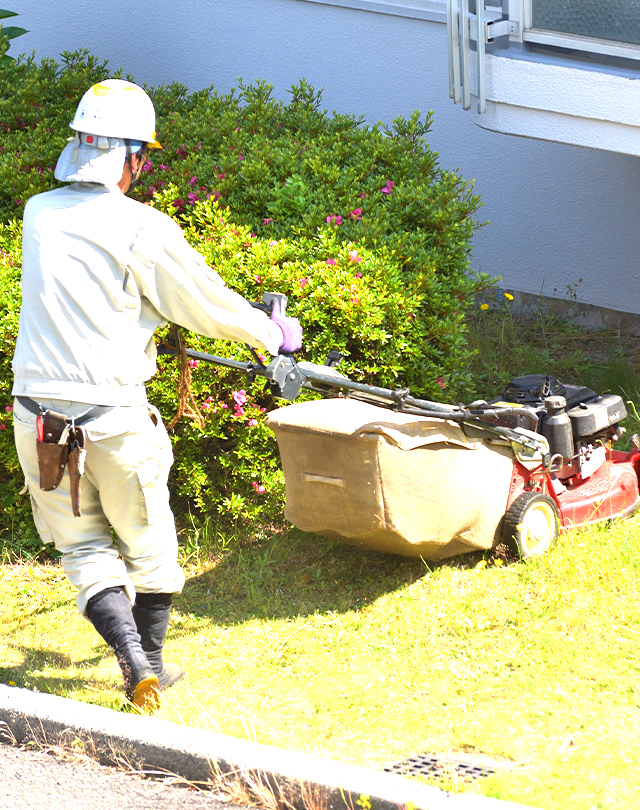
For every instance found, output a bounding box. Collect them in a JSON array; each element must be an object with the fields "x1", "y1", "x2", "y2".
[{"x1": 267, "y1": 398, "x2": 514, "y2": 560}]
